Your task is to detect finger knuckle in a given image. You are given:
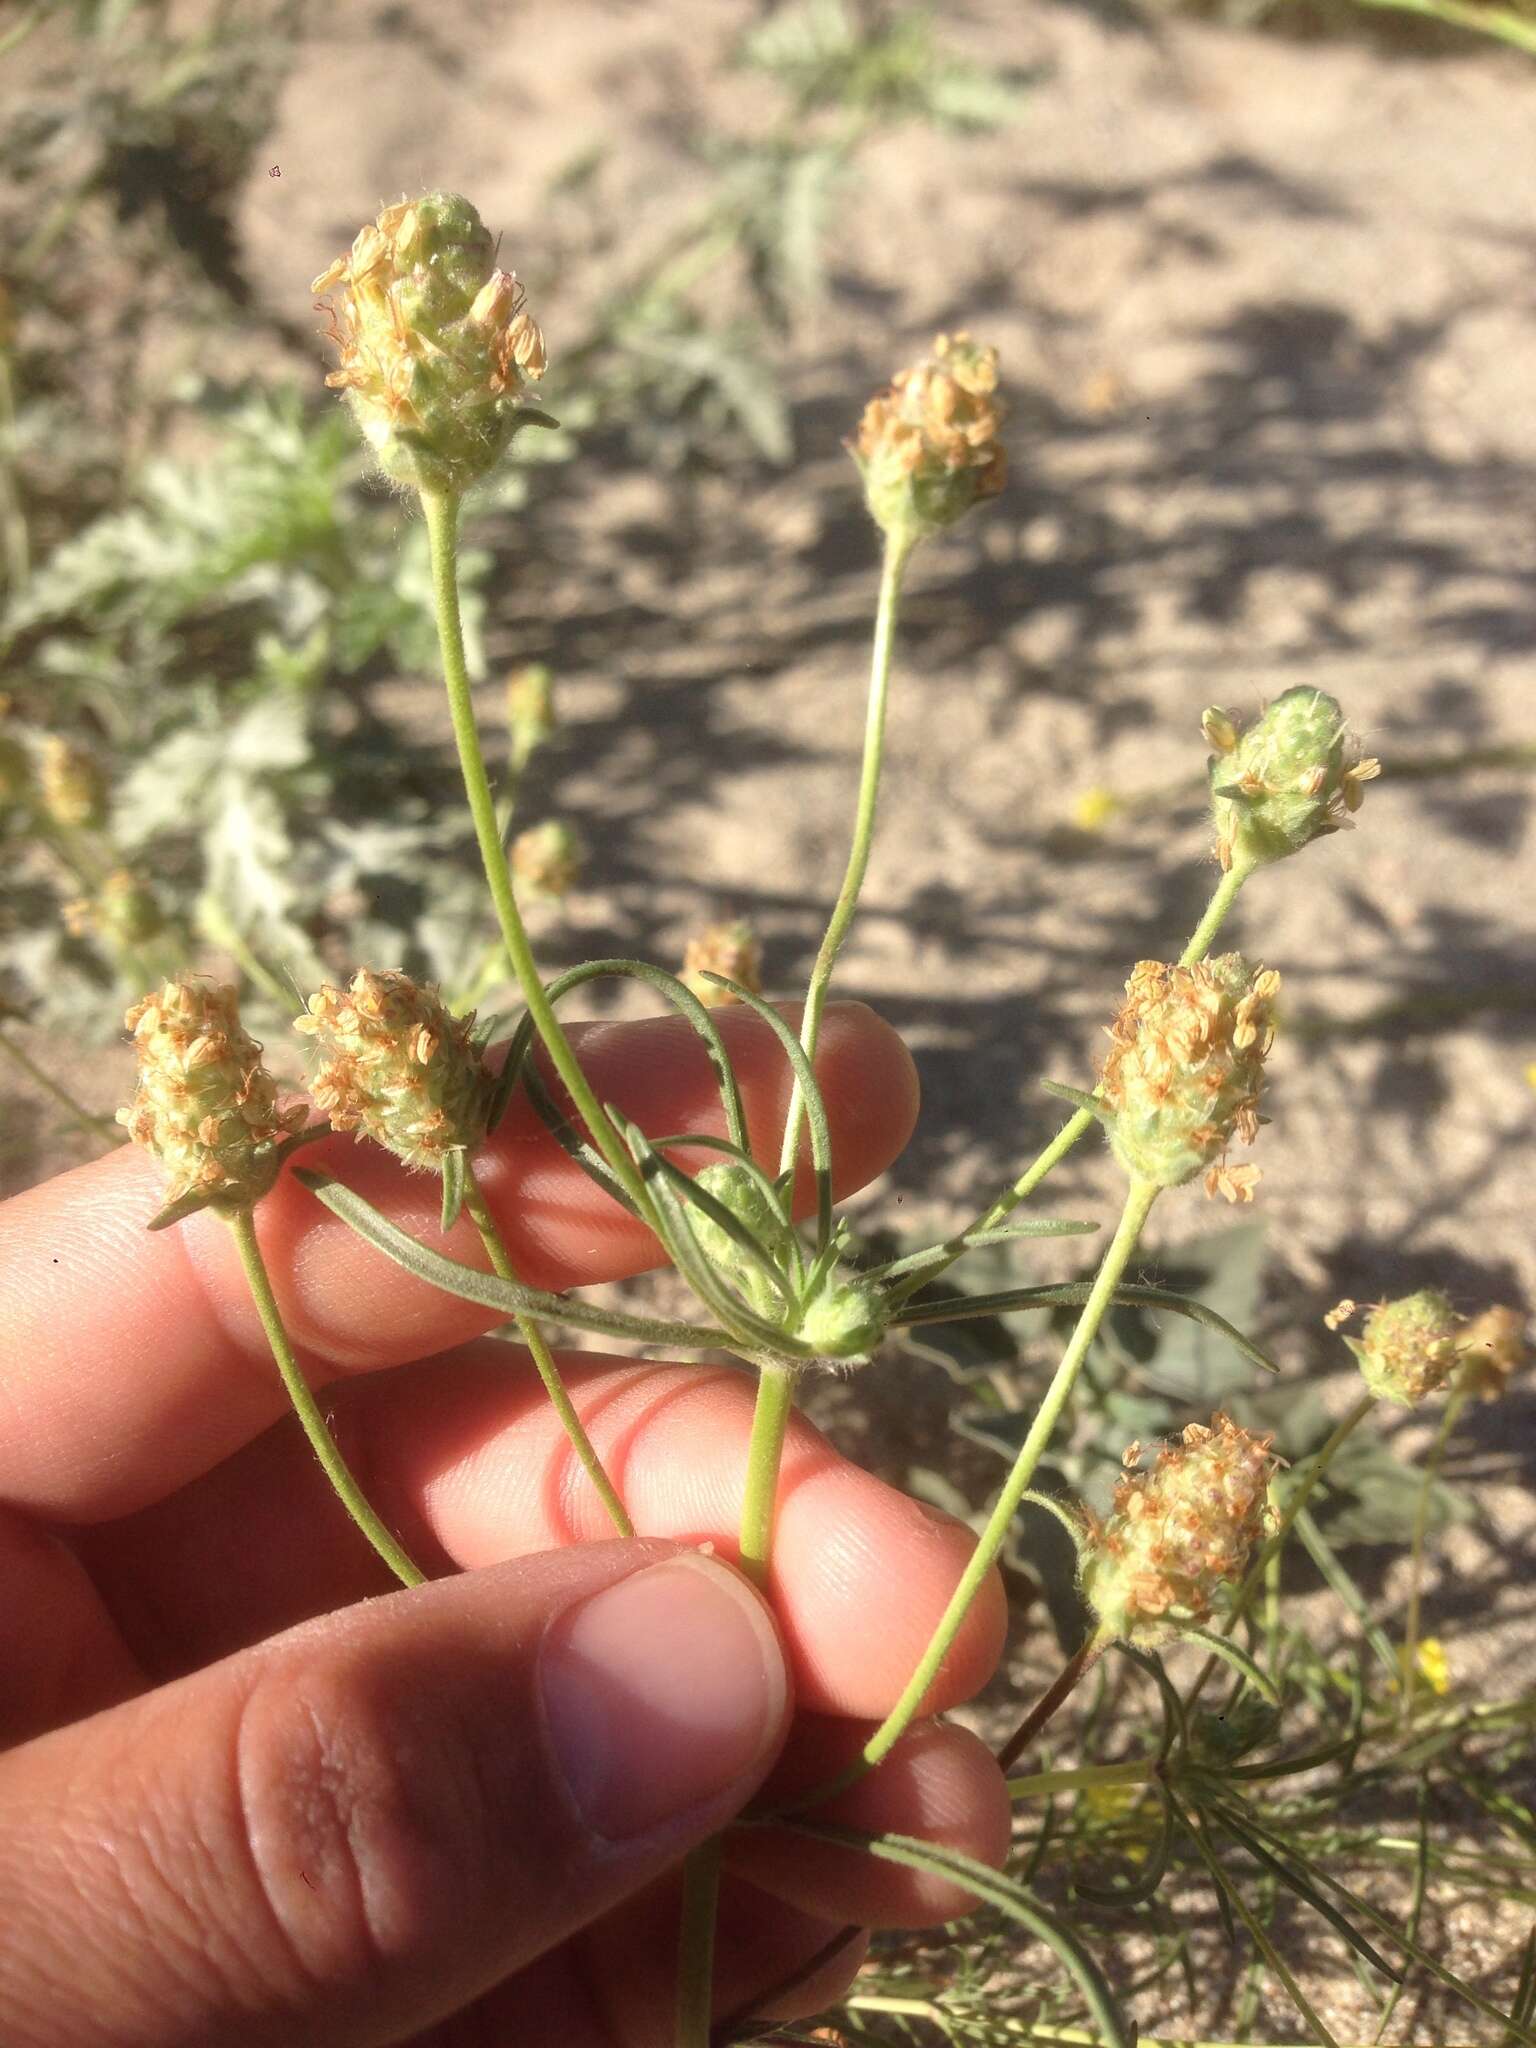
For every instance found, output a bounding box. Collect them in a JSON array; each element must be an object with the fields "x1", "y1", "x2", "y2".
[{"x1": 234, "y1": 1651, "x2": 499, "y2": 1998}]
